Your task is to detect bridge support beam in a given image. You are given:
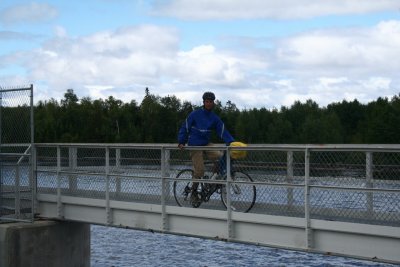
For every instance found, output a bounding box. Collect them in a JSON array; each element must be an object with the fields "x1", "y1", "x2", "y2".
[{"x1": 0, "y1": 220, "x2": 90, "y2": 267}]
